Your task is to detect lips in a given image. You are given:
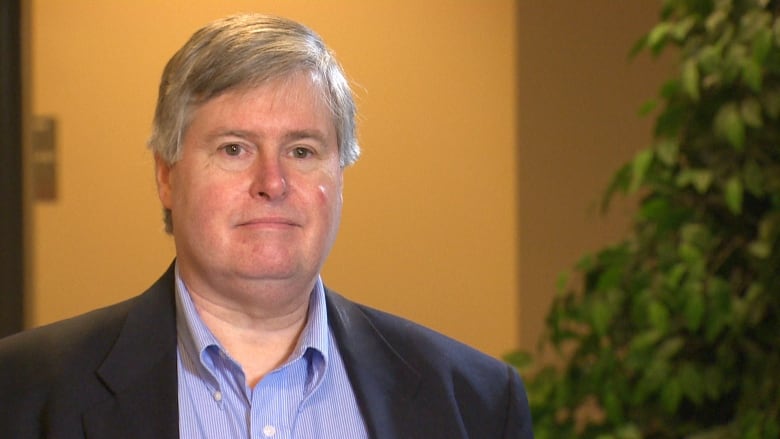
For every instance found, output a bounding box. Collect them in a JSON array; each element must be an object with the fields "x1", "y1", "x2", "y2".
[{"x1": 236, "y1": 217, "x2": 300, "y2": 228}]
